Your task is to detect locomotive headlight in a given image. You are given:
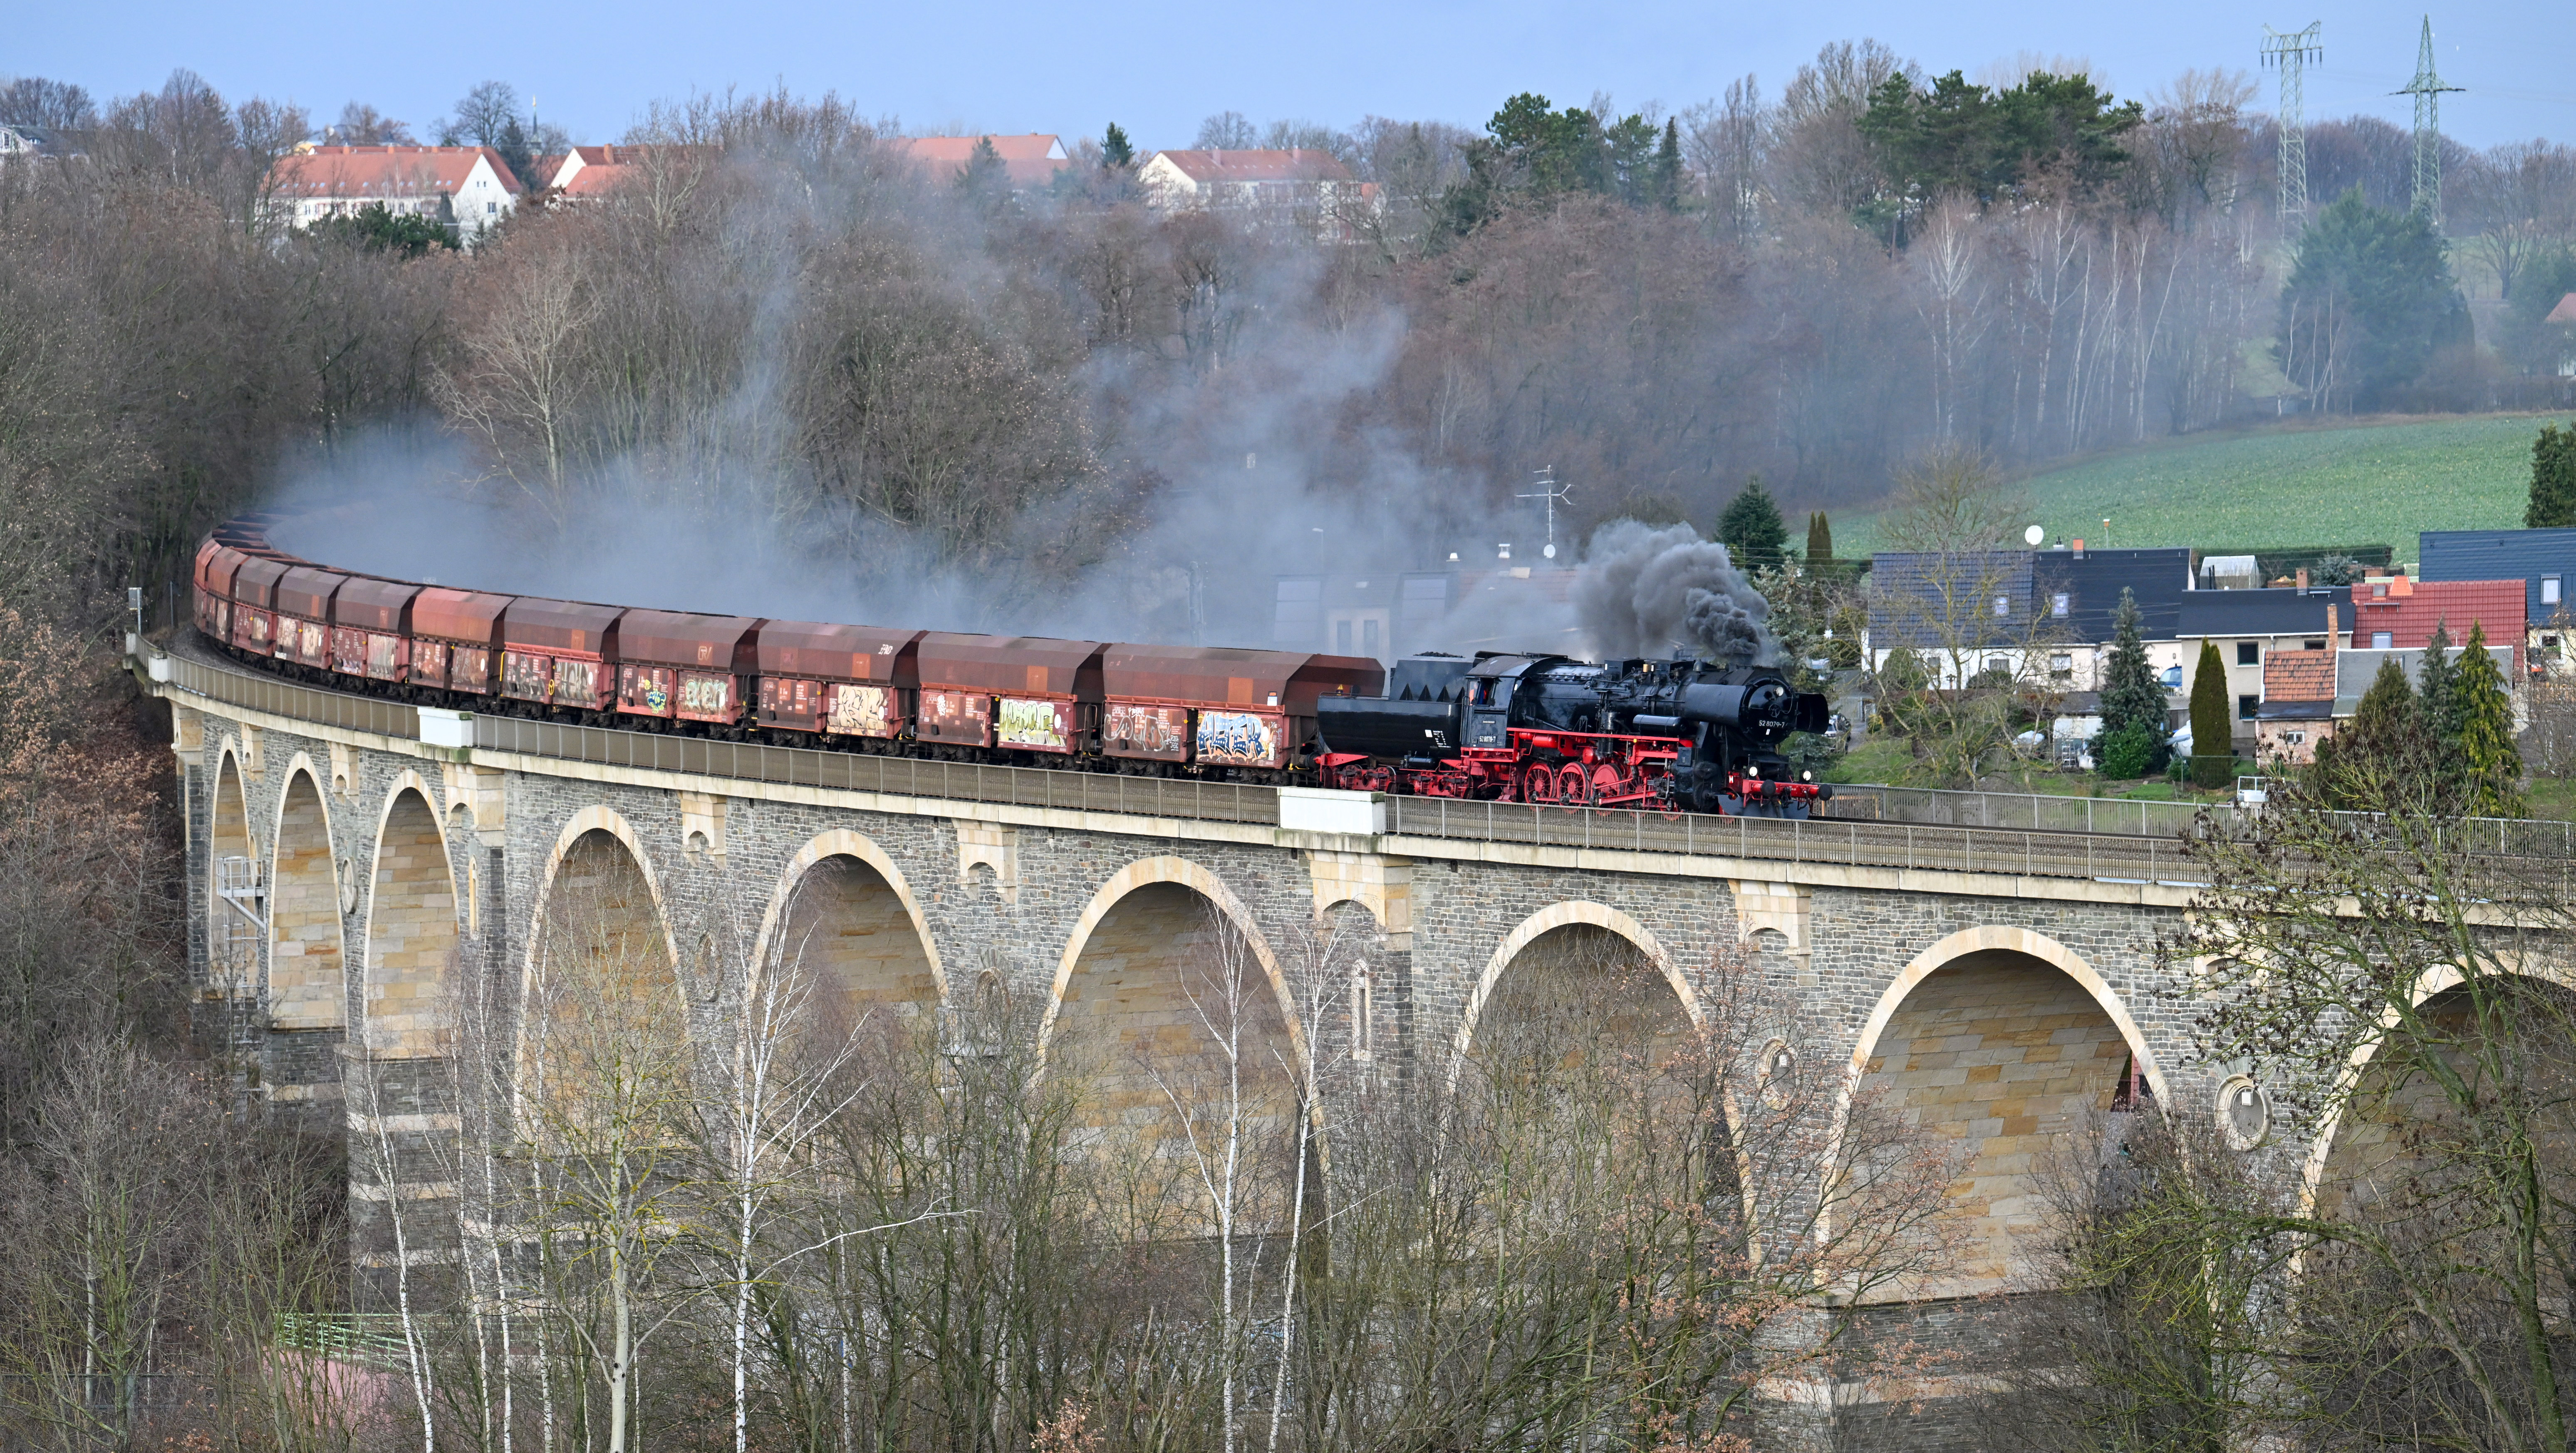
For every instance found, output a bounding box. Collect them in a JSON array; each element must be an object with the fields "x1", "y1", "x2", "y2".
[
  {"x1": 1745, "y1": 764, "x2": 1759, "y2": 778},
  {"x1": 1802, "y1": 769, "x2": 1814, "y2": 782}
]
